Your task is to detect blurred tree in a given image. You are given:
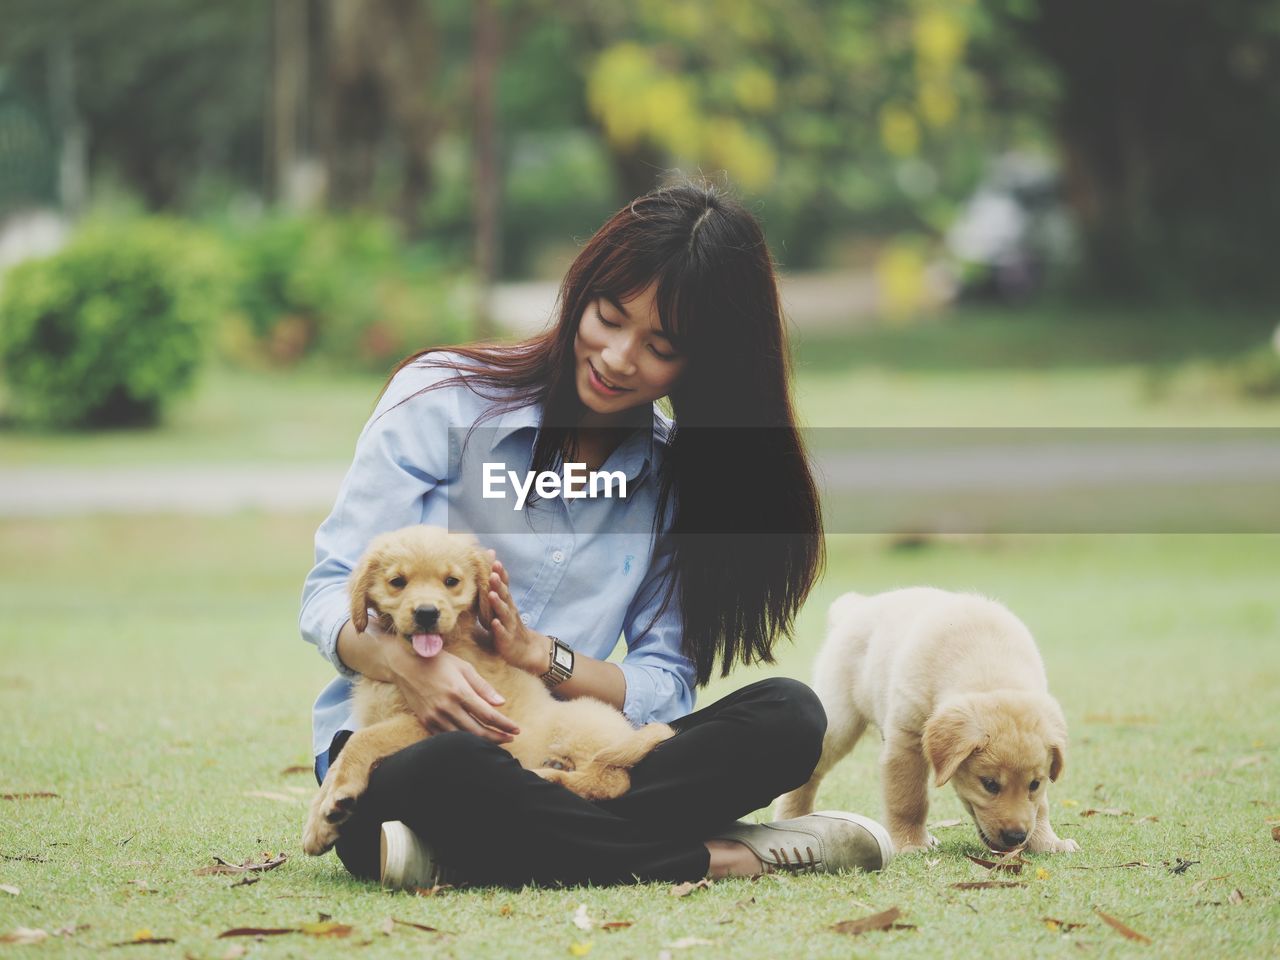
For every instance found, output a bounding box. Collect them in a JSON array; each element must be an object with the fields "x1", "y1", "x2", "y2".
[{"x1": 987, "y1": 0, "x2": 1280, "y2": 299}]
